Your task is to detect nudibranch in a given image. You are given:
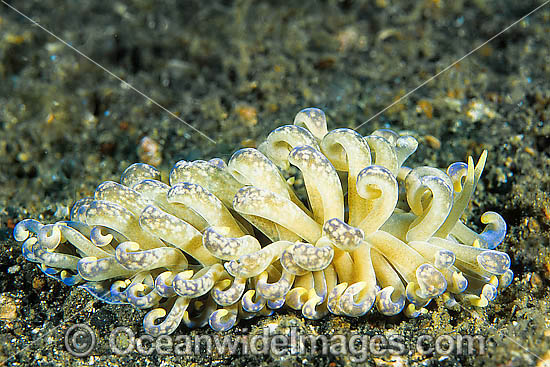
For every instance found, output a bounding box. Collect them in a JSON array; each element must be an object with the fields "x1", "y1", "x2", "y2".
[{"x1": 14, "y1": 108, "x2": 512, "y2": 335}]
